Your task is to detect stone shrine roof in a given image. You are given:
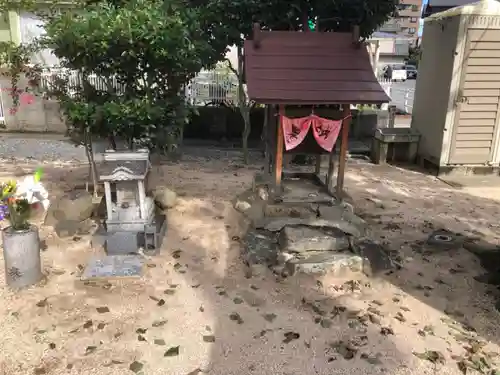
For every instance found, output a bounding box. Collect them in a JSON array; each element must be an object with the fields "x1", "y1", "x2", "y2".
[{"x1": 98, "y1": 149, "x2": 151, "y2": 181}]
